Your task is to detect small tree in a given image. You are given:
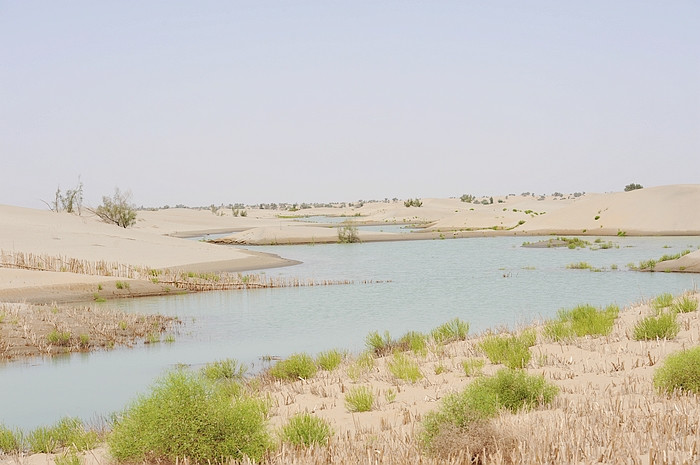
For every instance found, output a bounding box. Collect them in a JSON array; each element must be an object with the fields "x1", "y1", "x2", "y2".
[
  {"x1": 43, "y1": 178, "x2": 84, "y2": 214},
  {"x1": 95, "y1": 188, "x2": 137, "y2": 228},
  {"x1": 460, "y1": 194, "x2": 475, "y2": 203},
  {"x1": 338, "y1": 222, "x2": 360, "y2": 243},
  {"x1": 624, "y1": 183, "x2": 643, "y2": 192}
]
